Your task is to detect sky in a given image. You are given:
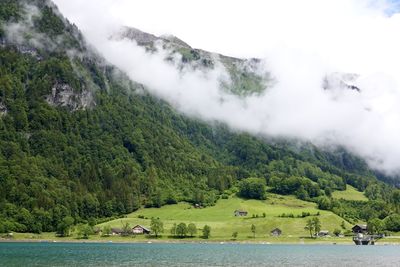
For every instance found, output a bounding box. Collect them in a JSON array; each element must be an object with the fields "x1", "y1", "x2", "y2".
[
  {"x1": 53, "y1": 0, "x2": 400, "y2": 59},
  {"x1": 51, "y1": 0, "x2": 400, "y2": 174}
]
